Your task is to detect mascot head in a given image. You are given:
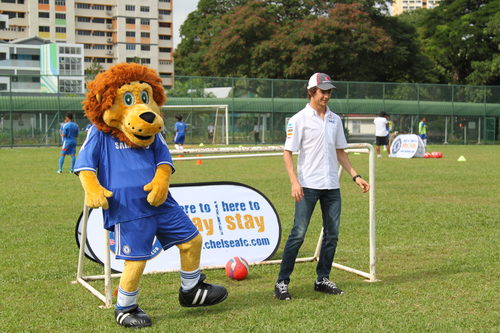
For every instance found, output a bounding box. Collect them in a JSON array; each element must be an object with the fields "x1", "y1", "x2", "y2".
[{"x1": 83, "y1": 62, "x2": 166, "y2": 147}]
